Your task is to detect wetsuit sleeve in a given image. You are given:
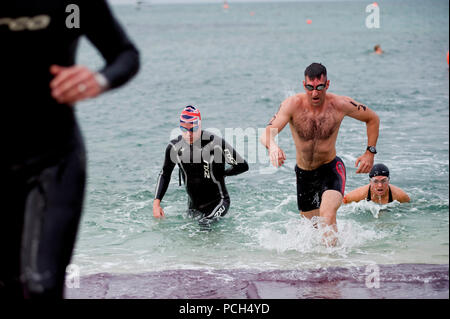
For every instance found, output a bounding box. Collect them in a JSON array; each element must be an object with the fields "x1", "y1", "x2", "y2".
[
  {"x1": 83, "y1": 0, "x2": 140, "y2": 89},
  {"x1": 154, "y1": 144, "x2": 177, "y2": 201},
  {"x1": 221, "y1": 139, "x2": 249, "y2": 177}
]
